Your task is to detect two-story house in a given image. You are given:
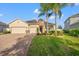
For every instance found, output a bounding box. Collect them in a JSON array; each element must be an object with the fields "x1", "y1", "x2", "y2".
[{"x1": 64, "y1": 13, "x2": 79, "y2": 30}]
